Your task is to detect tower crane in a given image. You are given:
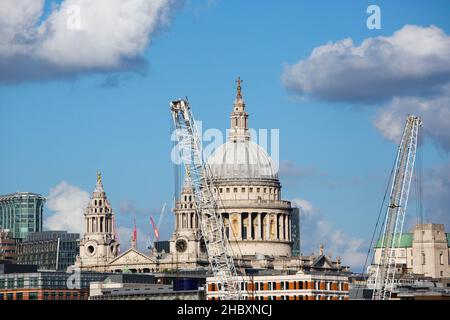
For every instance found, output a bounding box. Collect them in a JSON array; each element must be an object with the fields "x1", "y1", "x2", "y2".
[
  {"x1": 372, "y1": 115, "x2": 422, "y2": 300},
  {"x1": 170, "y1": 98, "x2": 242, "y2": 300}
]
